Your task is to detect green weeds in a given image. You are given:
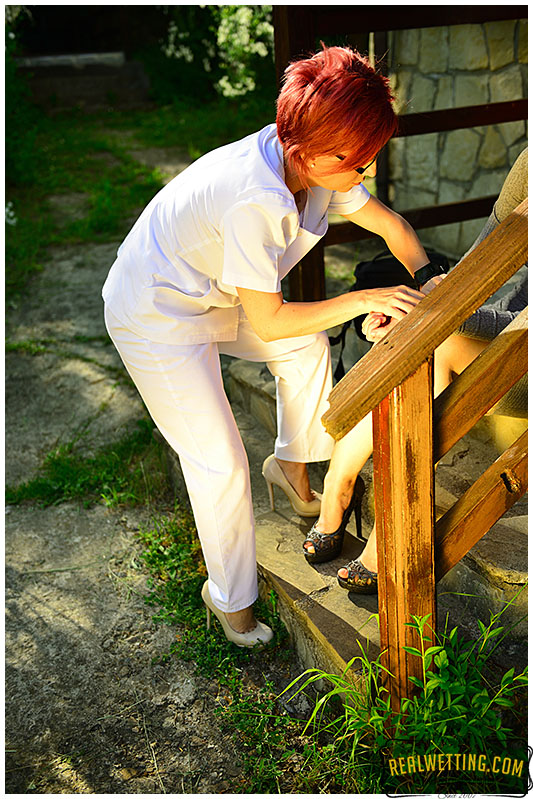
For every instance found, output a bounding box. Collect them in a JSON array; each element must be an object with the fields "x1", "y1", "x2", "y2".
[
  {"x1": 282, "y1": 598, "x2": 528, "y2": 794},
  {"x1": 6, "y1": 418, "x2": 165, "y2": 508},
  {"x1": 137, "y1": 509, "x2": 288, "y2": 675},
  {"x1": 136, "y1": 506, "x2": 365, "y2": 793}
]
